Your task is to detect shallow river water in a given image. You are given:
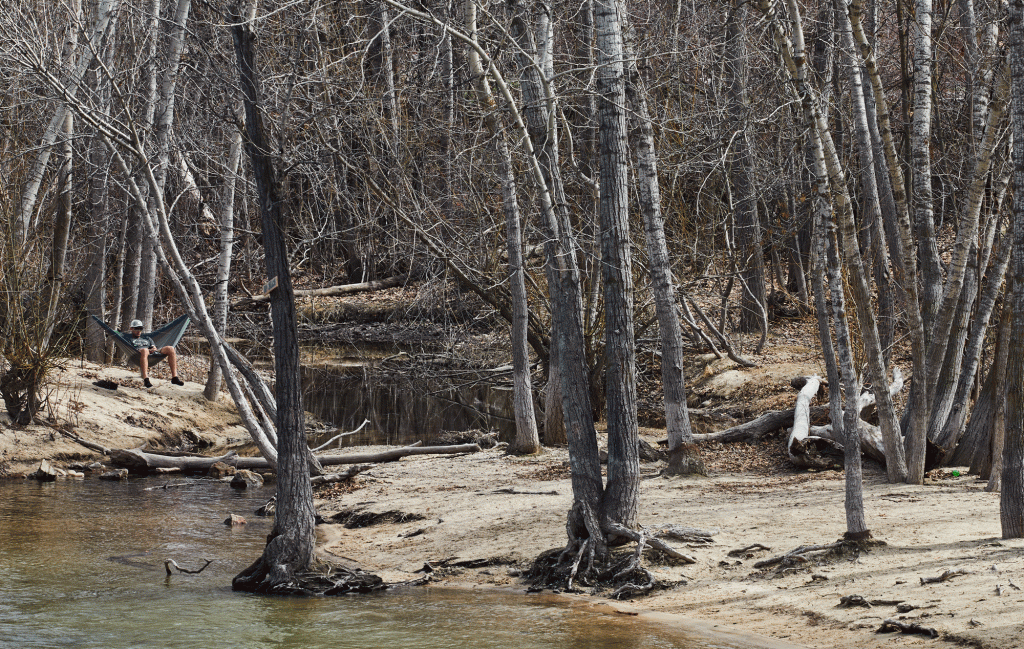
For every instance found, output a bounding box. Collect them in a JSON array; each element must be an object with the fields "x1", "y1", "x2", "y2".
[{"x1": 0, "y1": 477, "x2": 770, "y2": 649}]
